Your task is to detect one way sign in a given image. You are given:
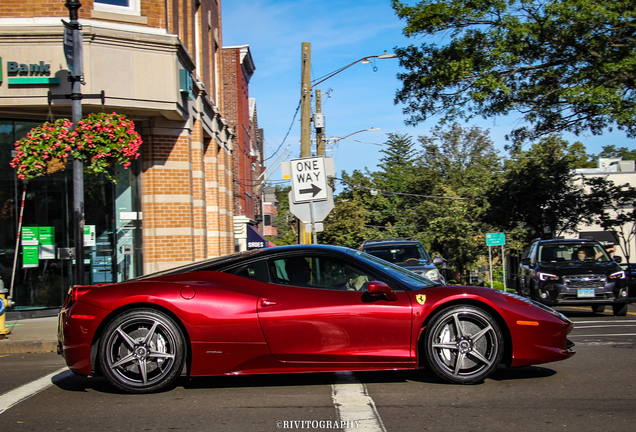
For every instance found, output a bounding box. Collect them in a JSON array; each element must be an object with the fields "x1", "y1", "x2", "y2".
[{"x1": 290, "y1": 156, "x2": 328, "y2": 204}]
